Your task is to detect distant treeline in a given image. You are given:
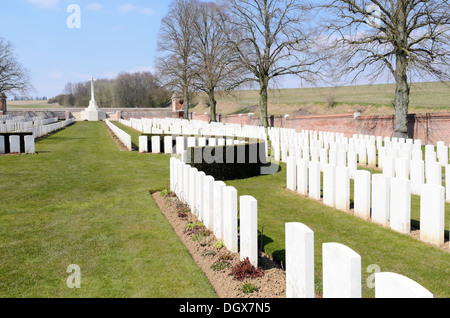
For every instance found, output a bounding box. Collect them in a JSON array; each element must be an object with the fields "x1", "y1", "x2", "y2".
[{"x1": 48, "y1": 72, "x2": 172, "y2": 108}]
